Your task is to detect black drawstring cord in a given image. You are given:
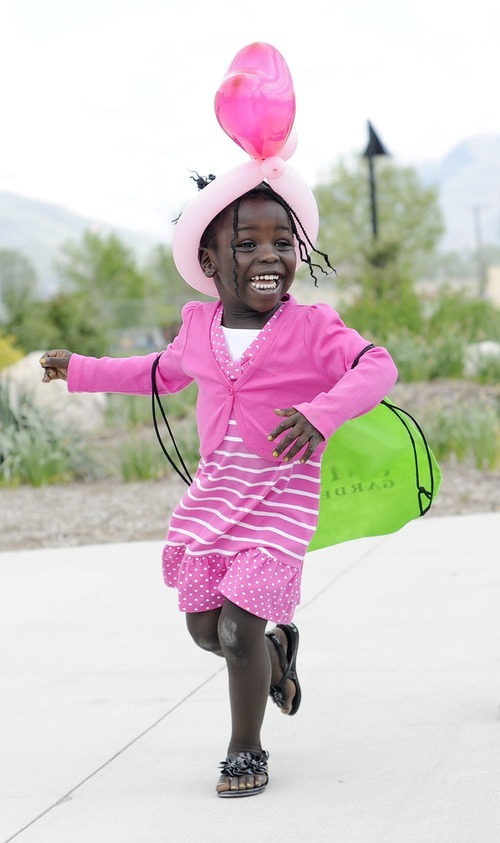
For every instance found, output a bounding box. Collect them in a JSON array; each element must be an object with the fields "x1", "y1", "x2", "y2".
[
  {"x1": 381, "y1": 400, "x2": 436, "y2": 516},
  {"x1": 352, "y1": 343, "x2": 436, "y2": 517},
  {"x1": 151, "y1": 353, "x2": 193, "y2": 486}
]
